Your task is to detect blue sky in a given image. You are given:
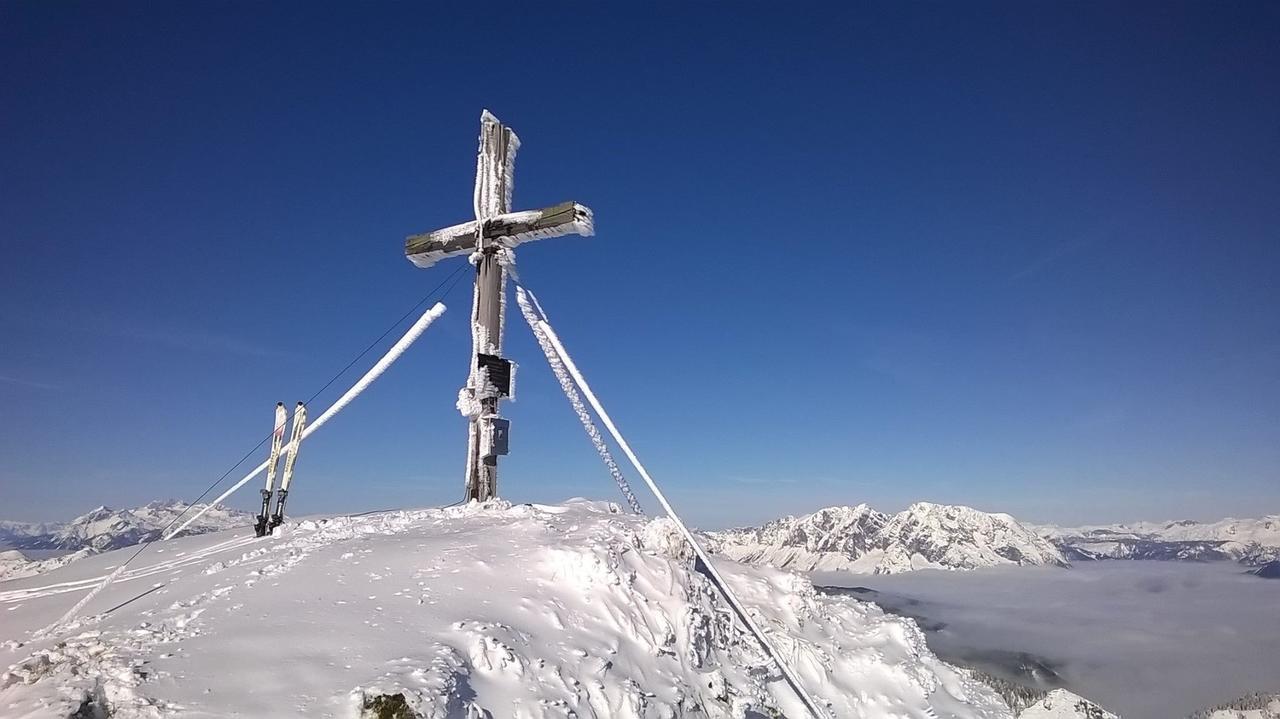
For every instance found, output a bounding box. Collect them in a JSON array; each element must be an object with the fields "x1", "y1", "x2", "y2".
[{"x1": 2, "y1": 2, "x2": 1276, "y2": 527}]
